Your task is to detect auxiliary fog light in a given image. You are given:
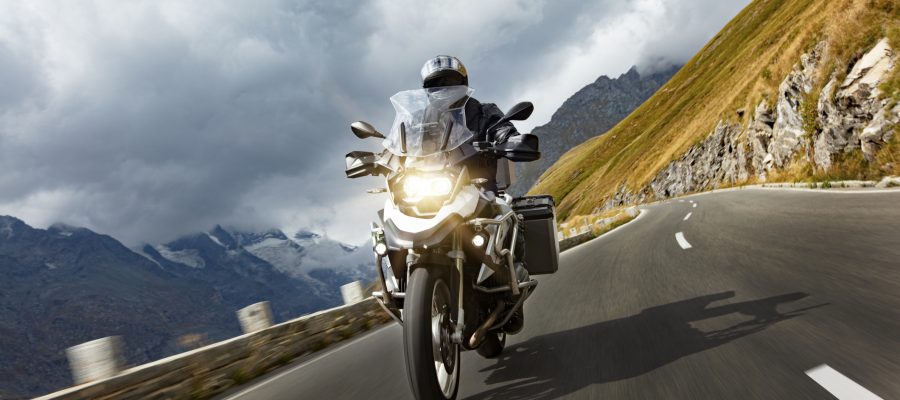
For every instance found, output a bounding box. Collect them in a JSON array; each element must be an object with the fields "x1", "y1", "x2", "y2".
[
  {"x1": 472, "y1": 234, "x2": 486, "y2": 248},
  {"x1": 374, "y1": 242, "x2": 388, "y2": 256}
]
